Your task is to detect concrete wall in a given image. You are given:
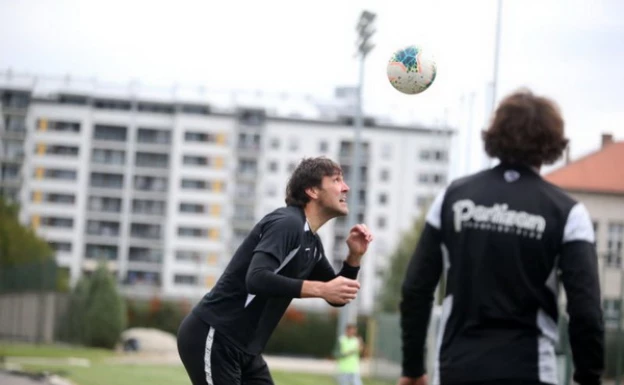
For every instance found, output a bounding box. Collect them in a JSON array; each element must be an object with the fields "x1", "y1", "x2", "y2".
[{"x1": 0, "y1": 292, "x2": 69, "y2": 343}]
